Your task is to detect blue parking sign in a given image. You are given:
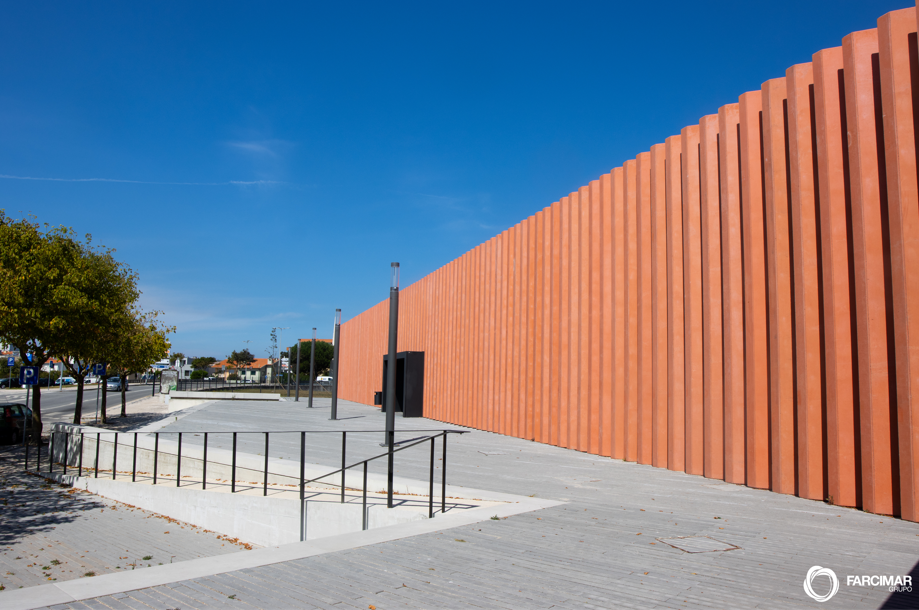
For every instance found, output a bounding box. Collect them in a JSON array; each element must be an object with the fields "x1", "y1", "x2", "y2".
[
  {"x1": 19, "y1": 366, "x2": 39, "y2": 385},
  {"x1": 93, "y1": 363, "x2": 106, "y2": 376},
  {"x1": 7, "y1": 357, "x2": 13, "y2": 367}
]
